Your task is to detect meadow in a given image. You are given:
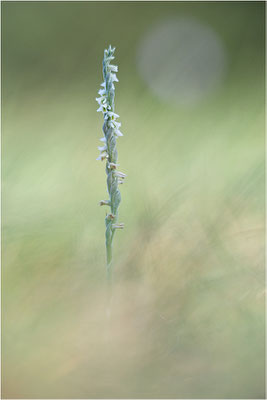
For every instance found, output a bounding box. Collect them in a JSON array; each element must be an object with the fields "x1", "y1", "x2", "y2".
[{"x1": 2, "y1": 2, "x2": 265, "y2": 398}]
